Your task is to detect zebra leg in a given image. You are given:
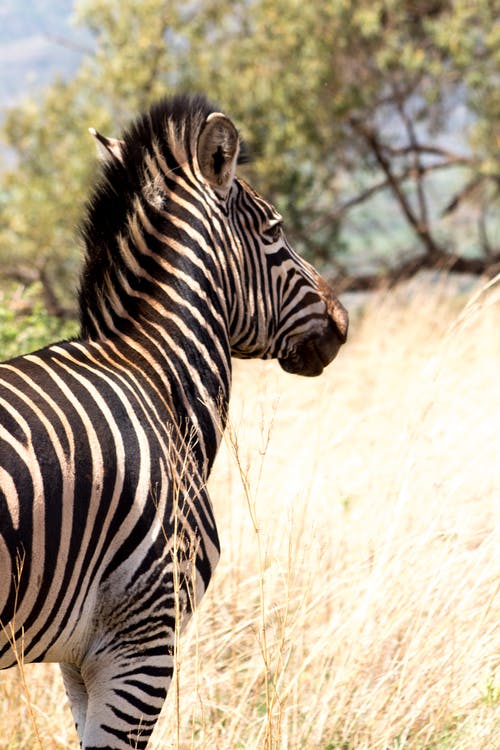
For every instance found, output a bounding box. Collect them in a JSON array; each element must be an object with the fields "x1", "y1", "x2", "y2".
[
  {"x1": 79, "y1": 648, "x2": 173, "y2": 750},
  {"x1": 60, "y1": 662, "x2": 88, "y2": 746}
]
